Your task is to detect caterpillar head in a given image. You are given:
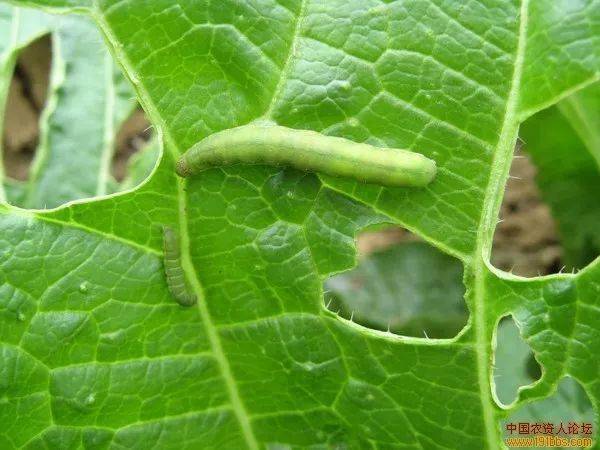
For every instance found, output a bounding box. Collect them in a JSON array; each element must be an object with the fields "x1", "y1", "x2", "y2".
[{"x1": 175, "y1": 157, "x2": 192, "y2": 177}]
